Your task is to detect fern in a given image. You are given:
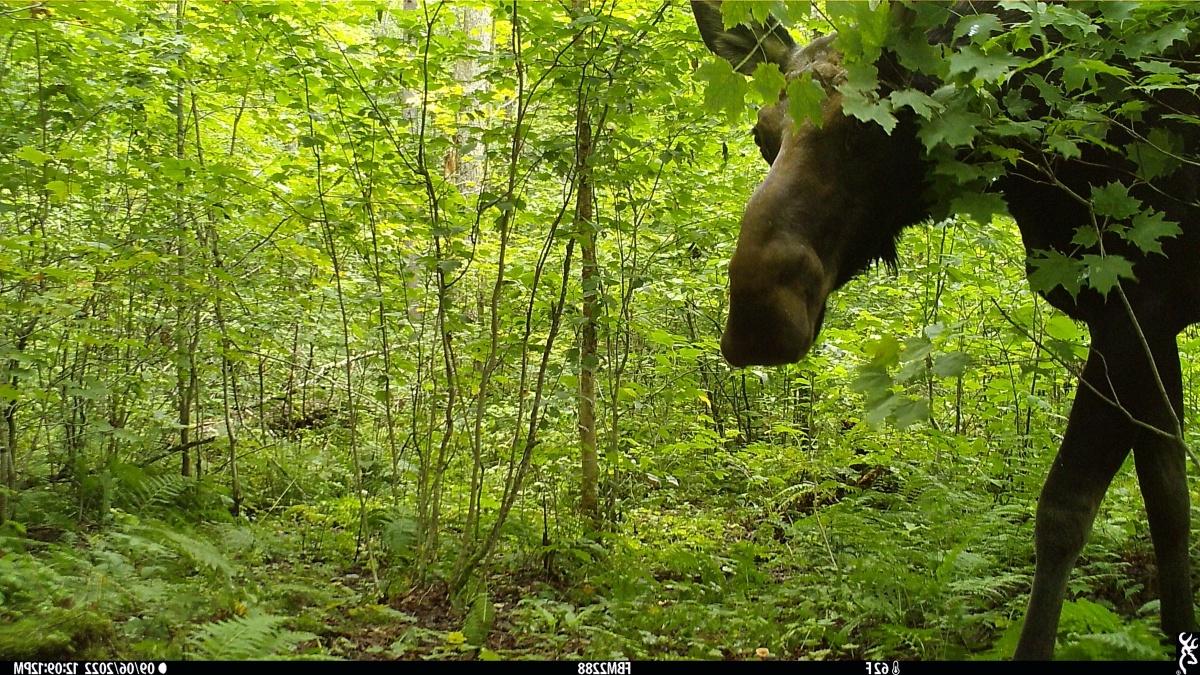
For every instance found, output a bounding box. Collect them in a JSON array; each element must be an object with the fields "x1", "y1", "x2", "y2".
[
  {"x1": 120, "y1": 473, "x2": 196, "y2": 512},
  {"x1": 0, "y1": 609, "x2": 113, "y2": 659},
  {"x1": 1059, "y1": 598, "x2": 1123, "y2": 634},
  {"x1": 1055, "y1": 599, "x2": 1165, "y2": 660},
  {"x1": 126, "y1": 524, "x2": 234, "y2": 577},
  {"x1": 1059, "y1": 627, "x2": 1168, "y2": 660},
  {"x1": 160, "y1": 530, "x2": 235, "y2": 577},
  {"x1": 948, "y1": 572, "x2": 1028, "y2": 603},
  {"x1": 188, "y1": 613, "x2": 310, "y2": 659},
  {"x1": 0, "y1": 551, "x2": 70, "y2": 607}
]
